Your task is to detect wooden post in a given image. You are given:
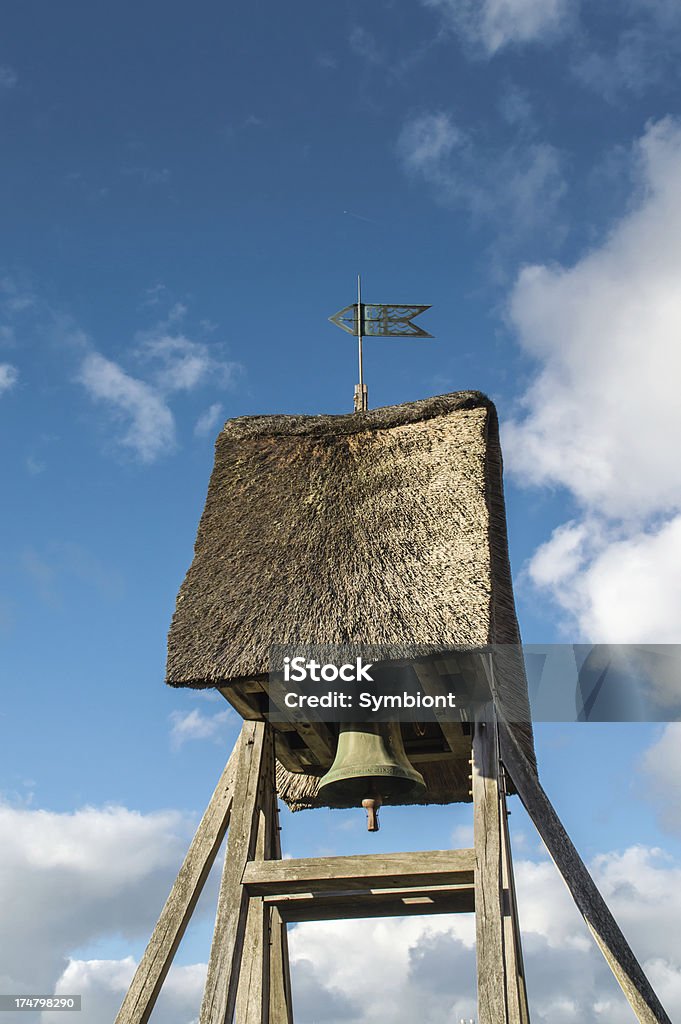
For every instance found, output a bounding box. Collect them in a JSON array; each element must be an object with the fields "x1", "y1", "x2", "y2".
[
  {"x1": 199, "y1": 720, "x2": 269, "y2": 1024},
  {"x1": 269, "y1": 792, "x2": 294, "y2": 1024},
  {"x1": 498, "y1": 717, "x2": 672, "y2": 1024},
  {"x1": 234, "y1": 728, "x2": 275, "y2": 1024},
  {"x1": 473, "y1": 705, "x2": 516, "y2": 1024},
  {"x1": 114, "y1": 735, "x2": 242, "y2": 1024},
  {"x1": 499, "y1": 775, "x2": 530, "y2": 1024}
]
